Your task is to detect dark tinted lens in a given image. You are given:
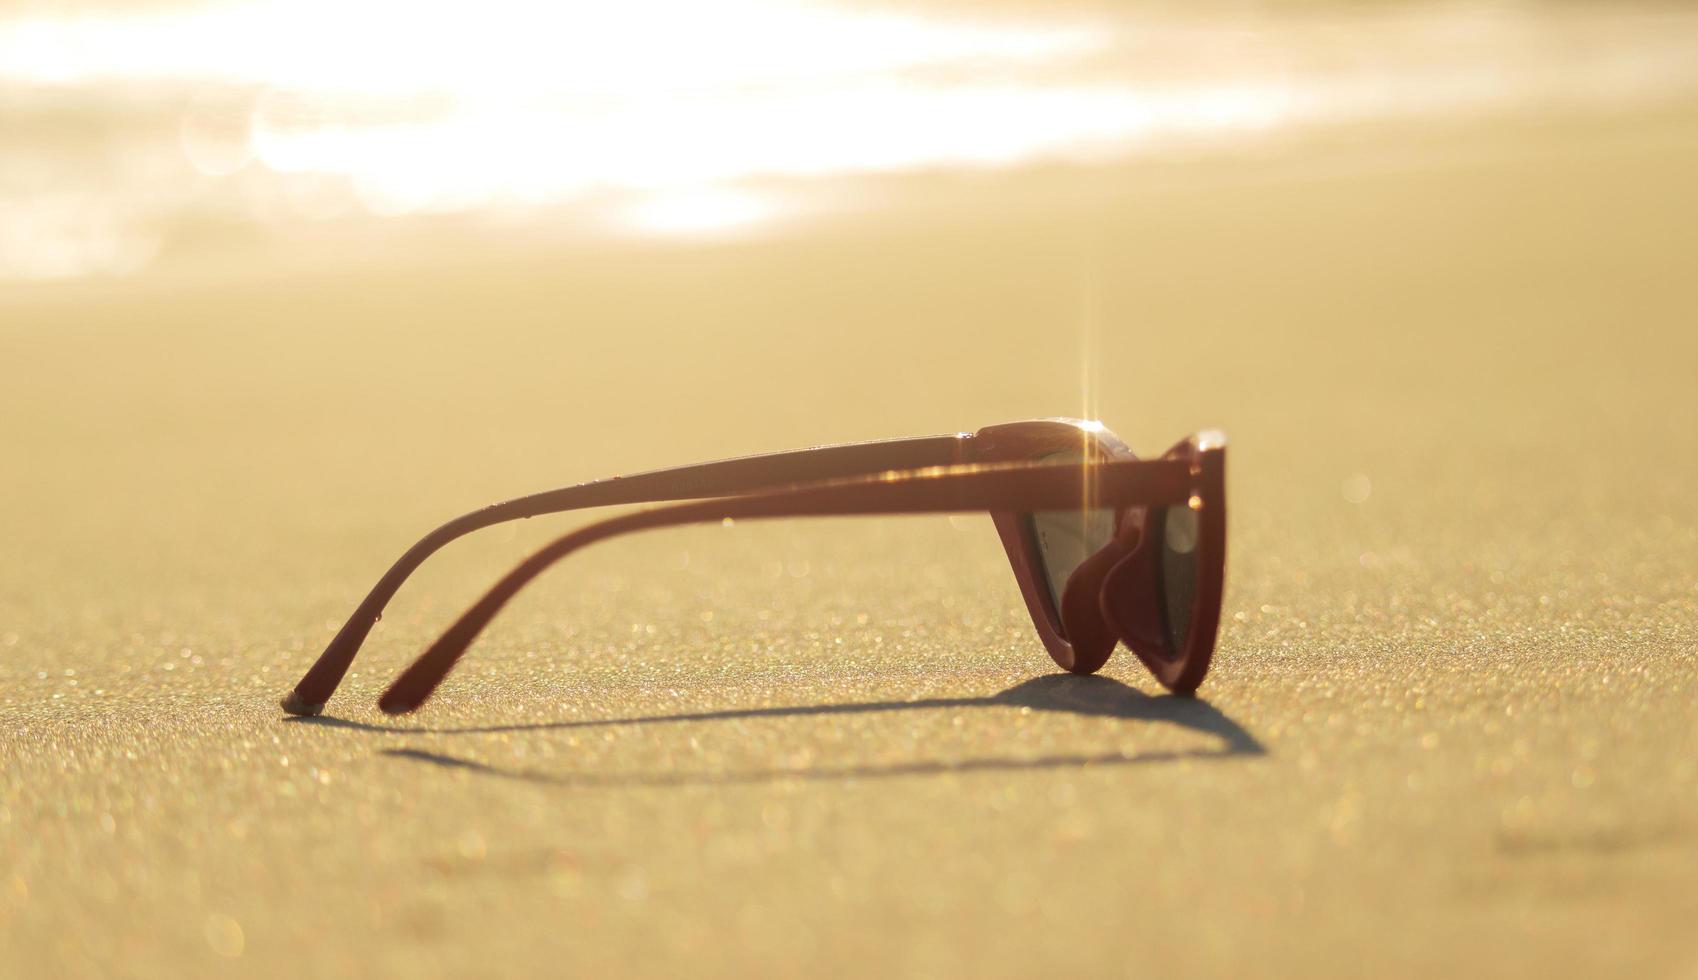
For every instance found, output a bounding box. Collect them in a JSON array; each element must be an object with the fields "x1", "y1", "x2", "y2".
[
  {"x1": 1029, "y1": 506, "x2": 1116, "y2": 613},
  {"x1": 1026, "y1": 451, "x2": 1116, "y2": 614},
  {"x1": 1155, "y1": 505, "x2": 1200, "y2": 653}
]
